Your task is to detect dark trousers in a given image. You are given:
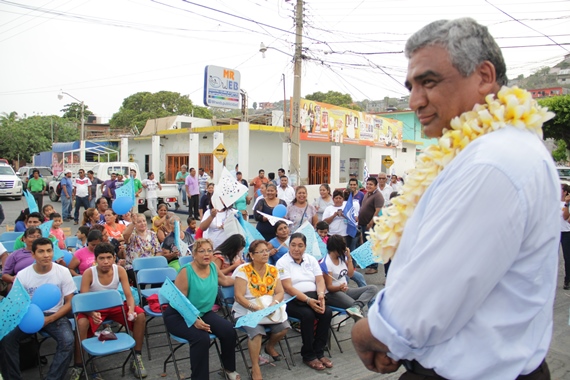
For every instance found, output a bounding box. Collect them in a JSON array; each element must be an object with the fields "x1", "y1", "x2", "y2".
[
  {"x1": 189, "y1": 194, "x2": 200, "y2": 219},
  {"x1": 163, "y1": 306, "x2": 236, "y2": 380},
  {"x1": 285, "y1": 292, "x2": 332, "y2": 362},
  {"x1": 32, "y1": 192, "x2": 43, "y2": 212},
  {"x1": 561, "y1": 232, "x2": 570, "y2": 283},
  {"x1": 399, "y1": 360, "x2": 550, "y2": 380},
  {"x1": 74, "y1": 196, "x2": 90, "y2": 222},
  {"x1": 0, "y1": 316, "x2": 74, "y2": 380},
  {"x1": 0, "y1": 203, "x2": 4, "y2": 225}
]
